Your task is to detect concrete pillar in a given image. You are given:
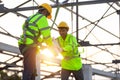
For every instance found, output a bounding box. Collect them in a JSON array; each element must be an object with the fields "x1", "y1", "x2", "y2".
[
  {"x1": 83, "y1": 64, "x2": 92, "y2": 80},
  {"x1": 35, "y1": 53, "x2": 40, "y2": 80}
]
